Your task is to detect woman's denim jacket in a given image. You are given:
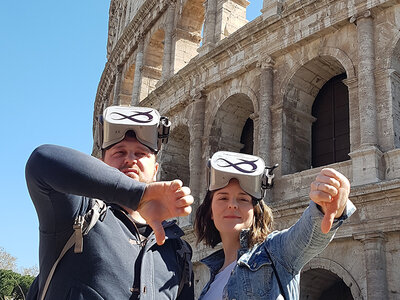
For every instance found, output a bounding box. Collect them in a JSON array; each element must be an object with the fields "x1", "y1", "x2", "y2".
[{"x1": 199, "y1": 201, "x2": 356, "y2": 300}]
